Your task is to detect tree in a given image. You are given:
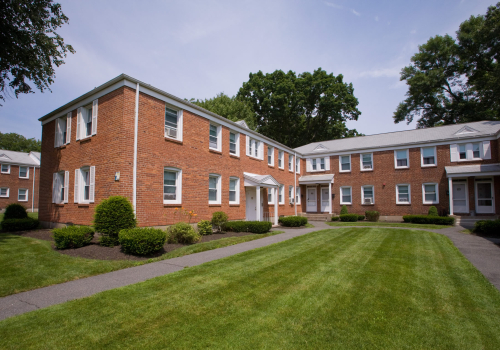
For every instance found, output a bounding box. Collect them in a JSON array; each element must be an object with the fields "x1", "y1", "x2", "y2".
[
  {"x1": 236, "y1": 68, "x2": 362, "y2": 148},
  {"x1": 0, "y1": 132, "x2": 41, "y2": 152},
  {"x1": 394, "y1": 2, "x2": 500, "y2": 127},
  {"x1": 189, "y1": 93, "x2": 257, "y2": 130},
  {"x1": 0, "y1": 0, "x2": 74, "y2": 105}
]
